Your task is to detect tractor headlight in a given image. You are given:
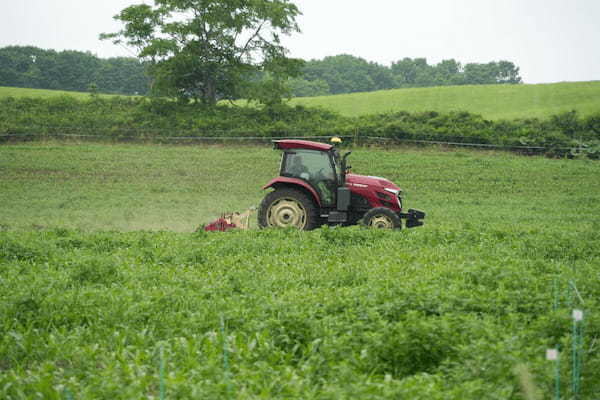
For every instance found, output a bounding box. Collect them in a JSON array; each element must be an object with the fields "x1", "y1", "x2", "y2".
[{"x1": 384, "y1": 188, "x2": 403, "y2": 209}]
